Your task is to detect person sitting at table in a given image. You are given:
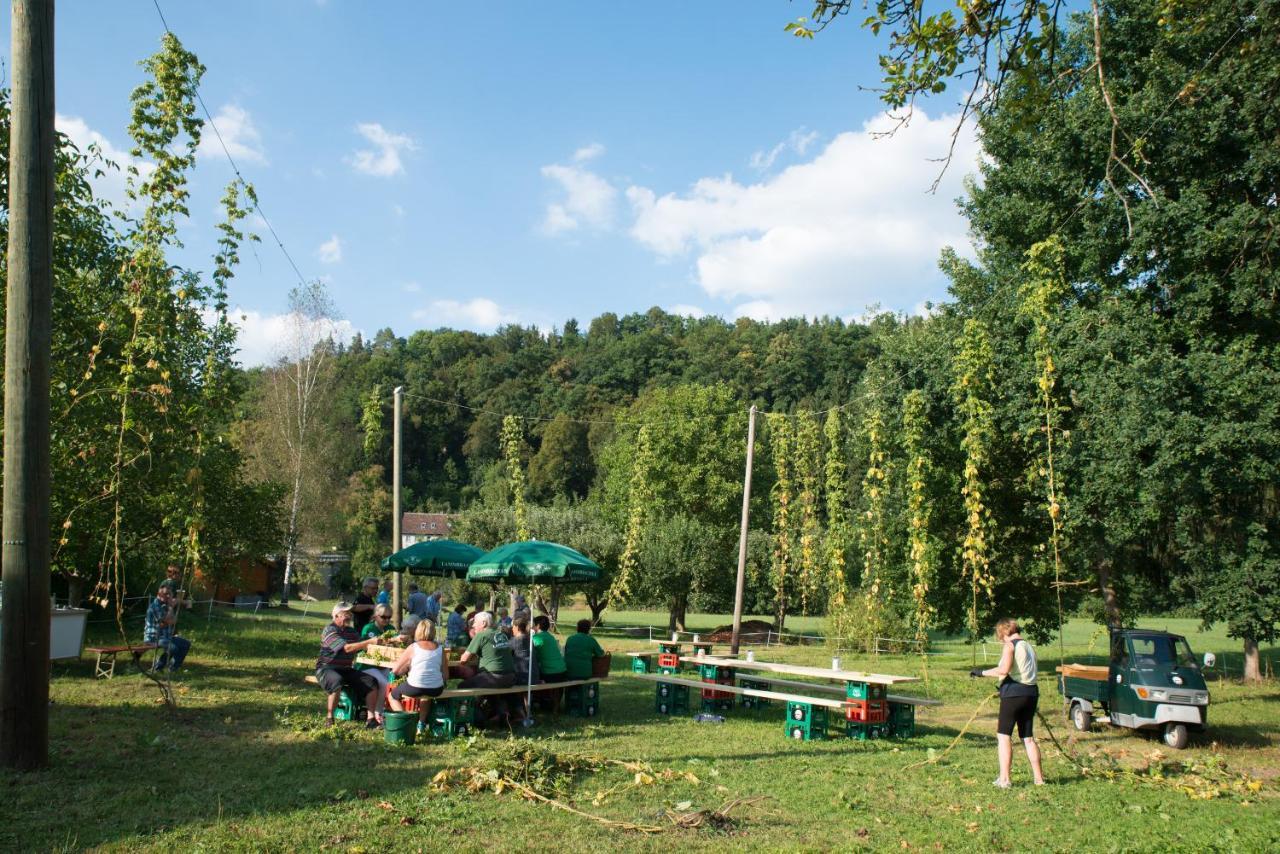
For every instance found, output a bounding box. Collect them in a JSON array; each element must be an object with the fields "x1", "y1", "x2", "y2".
[
  {"x1": 387, "y1": 618, "x2": 448, "y2": 732},
  {"x1": 144, "y1": 581, "x2": 191, "y2": 672},
  {"x1": 510, "y1": 617, "x2": 540, "y2": 721},
  {"x1": 497, "y1": 607, "x2": 512, "y2": 632},
  {"x1": 446, "y1": 603, "x2": 468, "y2": 647},
  {"x1": 459, "y1": 611, "x2": 516, "y2": 723},
  {"x1": 563, "y1": 619, "x2": 606, "y2": 680},
  {"x1": 315, "y1": 603, "x2": 382, "y2": 728},
  {"x1": 531, "y1": 615, "x2": 569, "y2": 684},
  {"x1": 357, "y1": 604, "x2": 402, "y2": 721}
]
